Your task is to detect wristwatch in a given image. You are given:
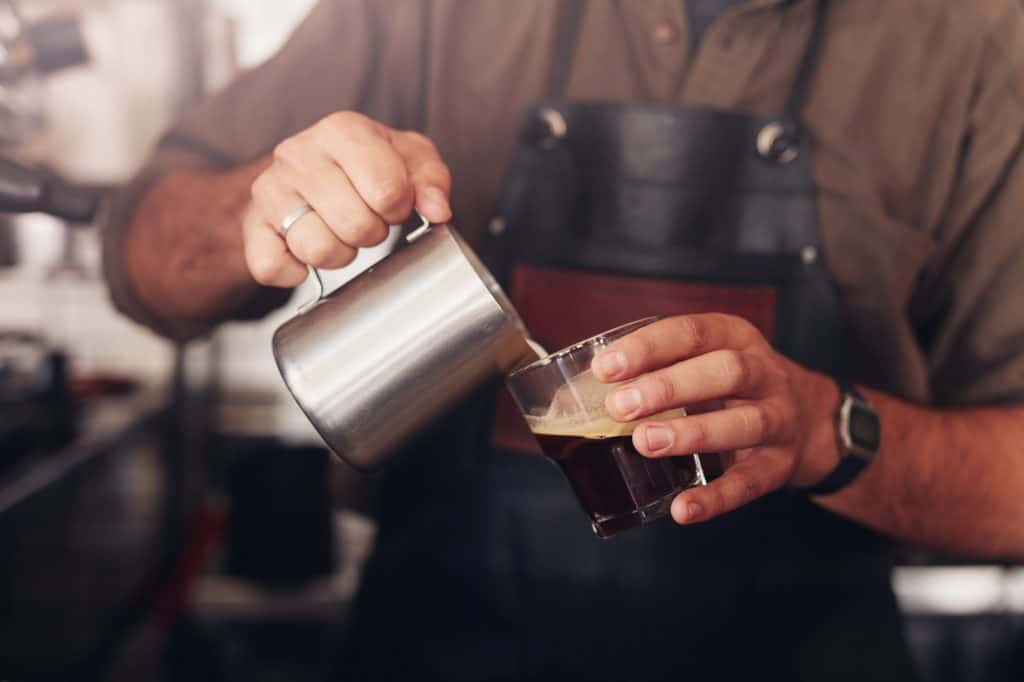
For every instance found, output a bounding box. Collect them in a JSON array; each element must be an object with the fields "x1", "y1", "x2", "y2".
[{"x1": 801, "y1": 380, "x2": 880, "y2": 496}]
